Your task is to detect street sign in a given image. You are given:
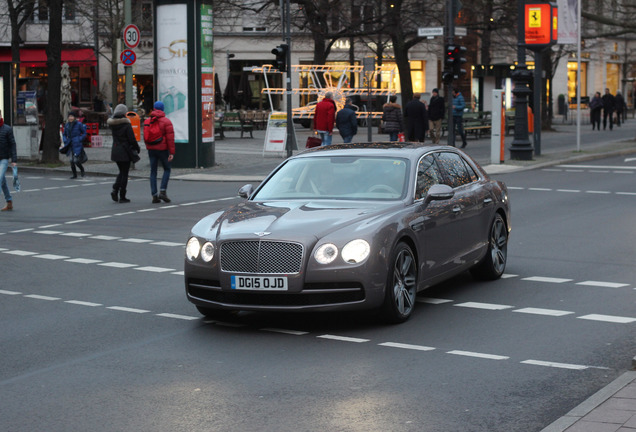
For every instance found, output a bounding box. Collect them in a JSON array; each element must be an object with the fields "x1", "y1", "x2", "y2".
[
  {"x1": 418, "y1": 27, "x2": 444, "y2": 37},
  {"x1": 120, "y1": 49, "x2": 137, "y2": 66},
  {"x1": 123, "y1": 24, "x2": 140, "y2": 49},
  {"x1": 417, "y1": 26, "x2": 467, "y2": 37}
]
